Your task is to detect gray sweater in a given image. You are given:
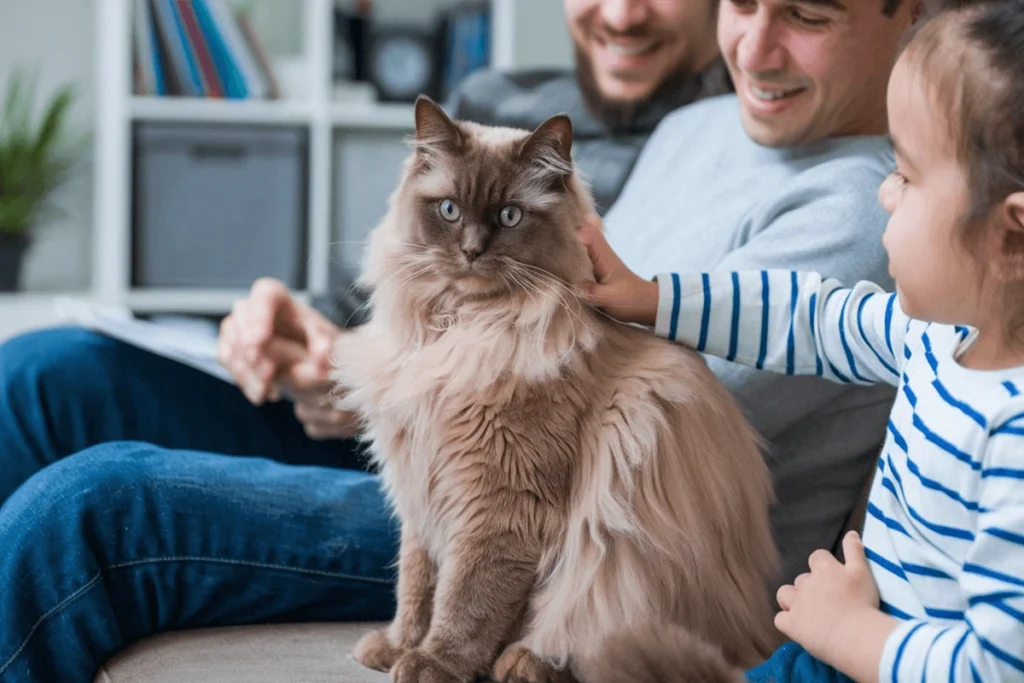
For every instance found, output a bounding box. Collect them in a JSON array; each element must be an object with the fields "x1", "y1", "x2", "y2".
[{"x1": 606, "y1": 94, "x2": 897, "y2": 587}]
